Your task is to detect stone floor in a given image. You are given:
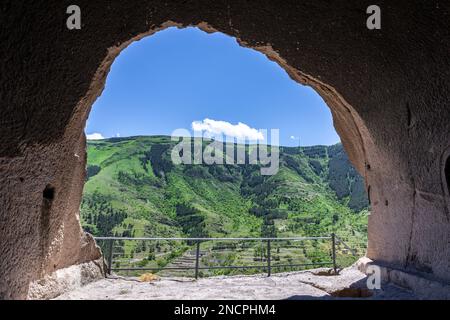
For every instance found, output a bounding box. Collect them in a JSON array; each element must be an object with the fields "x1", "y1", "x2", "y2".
[{"x1": 55, "y1": 266, "x2": 417, "y2": 300}]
